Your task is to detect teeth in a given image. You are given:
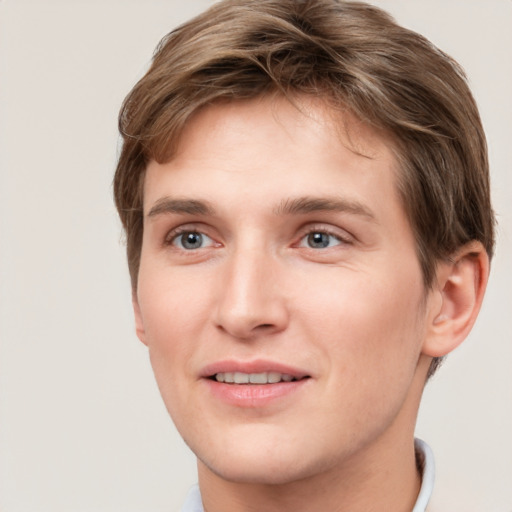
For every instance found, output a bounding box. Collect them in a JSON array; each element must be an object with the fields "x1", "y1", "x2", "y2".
[
  {"x1": 234, "y1": 372, "x2": 249, "y2": 384},
  {"x1": 249, "y1": 372, "x2": 266, "y2": 384},
  {"x1": 214, "y1": 372, "x2": 297, "y2": 384},
  {"x1": 267, "y1": 371, "x2": 281, "y2": 383}
]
